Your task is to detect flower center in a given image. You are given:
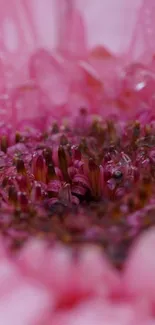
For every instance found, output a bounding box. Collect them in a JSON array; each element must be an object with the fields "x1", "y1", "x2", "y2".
[{"x1": 0, "y1": 108, "x2": 155, "y2": 269}]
